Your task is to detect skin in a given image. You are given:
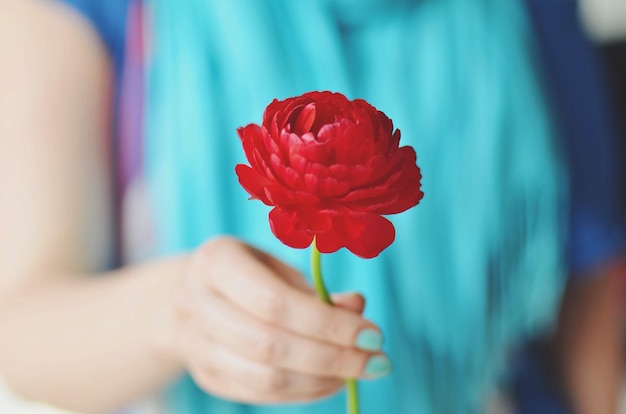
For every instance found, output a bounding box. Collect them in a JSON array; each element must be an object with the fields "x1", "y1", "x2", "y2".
[
  {"x1": 0, "y1": 0, "x2": 622, "y2": 413},
  {"x1": 552, "y1": 264, "x2": 625, "y2": 413}
]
